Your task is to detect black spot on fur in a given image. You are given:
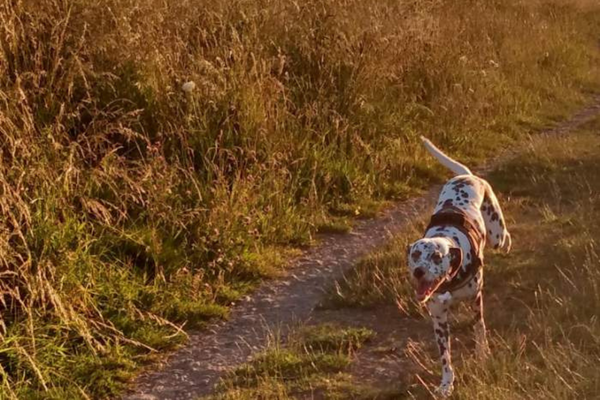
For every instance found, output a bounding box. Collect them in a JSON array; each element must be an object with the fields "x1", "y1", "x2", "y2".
[
  {"x1": 437, "y1": 341, "x2": 446, "y2": 356},
  {"x1": 411, "y1": 250, "x2": 422, "y2": 262}
]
